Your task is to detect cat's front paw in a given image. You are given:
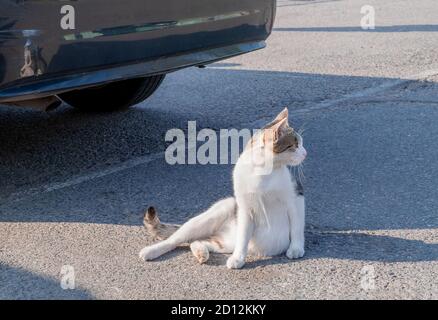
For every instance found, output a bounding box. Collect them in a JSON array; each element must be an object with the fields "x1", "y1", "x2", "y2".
[
  {"x1": 286, "y1": 244, "x2": 305, "y2": 260},
  {"x1": 226, "y1": 256, "x2": 245, "y2": 269},
  {"x1": 139, "y1": 246, "x2": 159, "y2": 261}
]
